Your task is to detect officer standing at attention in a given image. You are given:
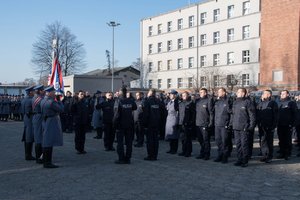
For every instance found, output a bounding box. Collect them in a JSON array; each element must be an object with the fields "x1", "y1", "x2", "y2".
[
  {"x1": 92, "y1": 90, "x2": 104, "y2": 139},
  {"x1": 113, "y1": 87, "x2": 137, "y2": 164},
  {"x1": 230, "y1": 88, "x2": 256, "y2": 167},
  {"x1": 96, "y1": 92, "x2": 116, "y2": 151},
  {"x1": 21, "y1": 86, "x2": 35, "y2": 161},
  {"x1": 143, "y1": 89, "x2": 164, "y2": 161},
  {"x1": 133, "y1": 92, "x2": 144, "y2": 147},
  {"x1": 256, "y1": 90, "x2": 278, "y2": 163},
  {"x1": 32, "y1": 85, "x2": 45, "y2": 164},
  {"x1": 277, "y1": 90, "x2": 297, "y2": 160},
  {"x1": 178, "y1": 91, "x2": 195, "y2": 157},
  {"x1": 195, "y1": 88, "x2": 214, "y2": 160},
  {"x1": 41, "y1": 86, "x2": 64, "y2": 168},
  {"x1": 214, "y1": 88, "x2": 232, "y2": 164},
  {"x1": 71, "y1": 90, "x2": 89, "y2": 154}
]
